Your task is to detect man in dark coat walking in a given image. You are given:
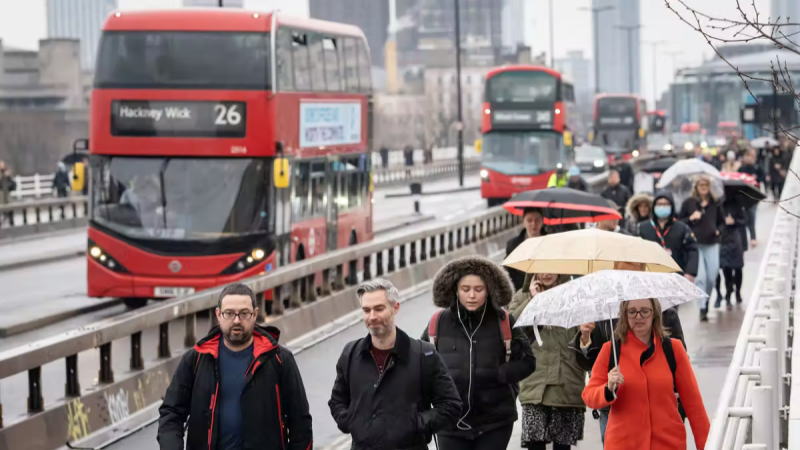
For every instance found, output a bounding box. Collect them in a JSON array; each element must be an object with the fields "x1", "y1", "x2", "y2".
[
  {"x1": 601, "y1": 169, "x2": 632, "y2": 218},
  {"x1": 329, "y1": 278, "x2": 461, "y2": 450},
  {"x1": 158, "y1": 283, "x2": 313, "y2": 450}
]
